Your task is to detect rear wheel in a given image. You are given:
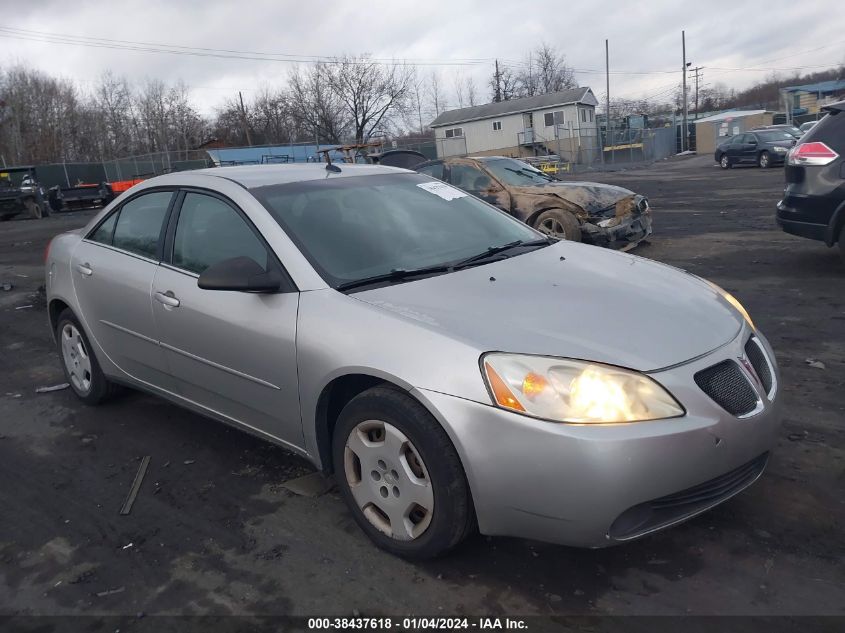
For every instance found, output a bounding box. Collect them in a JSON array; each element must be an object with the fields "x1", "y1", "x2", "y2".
[
  {"x1": 719, "y1": 154, "x2": 731, "y2": 169},
  {"x1": 56, "y1": 309, "x2": 120, "y2": 404},
  {"x1": 24, "y1": 198, "x2": 42, "y2": 219},
  {"x1": 332, "y1": 385, "x2": 474, "y2": 559},
  {"x1": 758, "y1": 151, "x2": 772, "y2": 168},
  {"x1": 534, "y1": 208, "x2": 582, "y2": 242}
]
